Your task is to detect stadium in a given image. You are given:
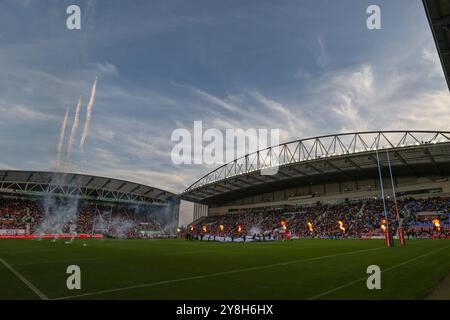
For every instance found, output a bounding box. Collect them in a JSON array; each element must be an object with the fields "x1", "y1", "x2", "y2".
[
  {"x1": 0, "y1": 0, "x2": 449, "y2": 301},
  {"x1": 2, "y1": 136, "x2": 450, "y2": 300}
]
